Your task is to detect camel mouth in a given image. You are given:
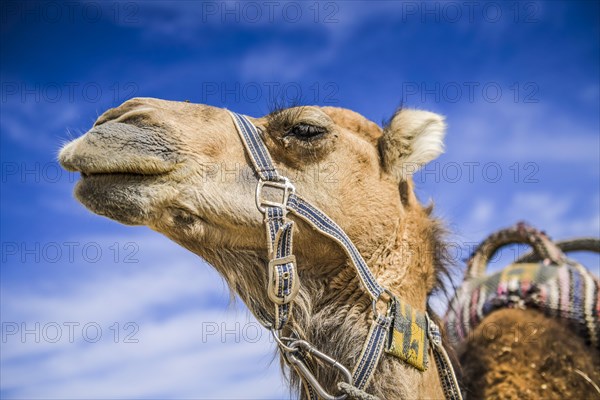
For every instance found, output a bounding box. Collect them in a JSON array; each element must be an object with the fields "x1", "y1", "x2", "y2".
[
  {"x1": 79, "y1": 170, "x2": 169, "y2": 179},
  {"x1": 75, "y1": 170, "x2": 171, "y2": 194}
]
